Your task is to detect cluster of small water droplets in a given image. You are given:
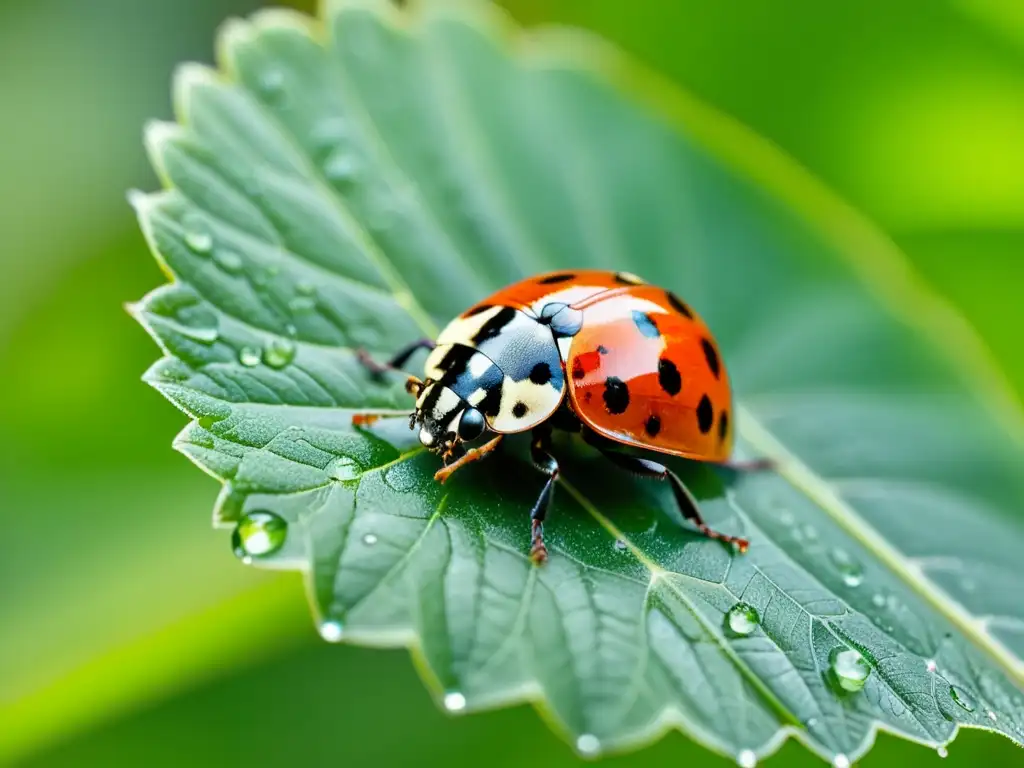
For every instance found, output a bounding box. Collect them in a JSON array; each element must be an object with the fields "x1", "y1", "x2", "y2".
[
  {"x1": 231, "y1": 510, "x2": 288, "y2": 562},
  {"x1": 724, "y1": 602, "x2": 760, "y2": 637},
  {"x1": 828, "y1": 547, "x2": 864, "y2": 587},
  {"x1": 829, "y1": 647, "x2": 871, "y2": 693}
]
